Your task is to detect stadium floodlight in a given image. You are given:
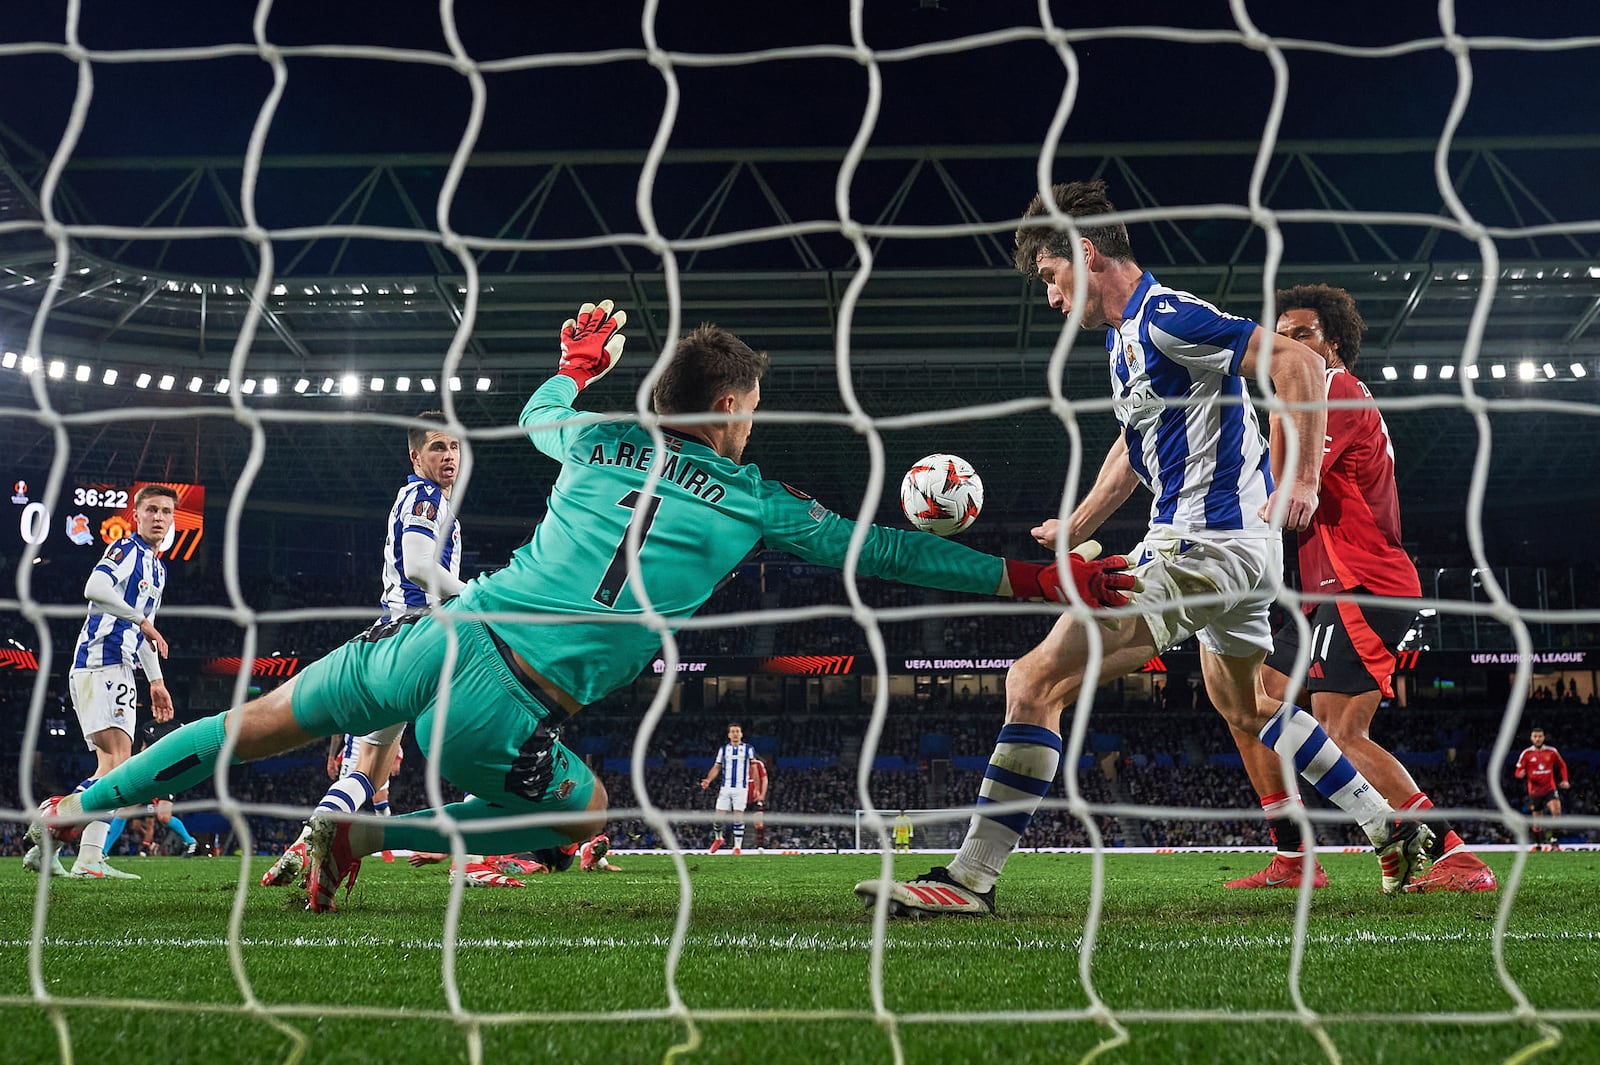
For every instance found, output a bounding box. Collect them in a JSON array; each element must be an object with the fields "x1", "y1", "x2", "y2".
[
  {"x1": 476, "y1": 376, "x2": 491, "y2": 391},
  {"x1": 340, "y1": 373, "x2": 359, "y2": 395},
  {"x1": 421, "y1": 377, "x2": 436, "y2": 393},
  {"x1": 1518, "y1": 362, "x2": 1536, "y2": 380},
  {"x1": 370, "y1": 377, "x2": 384, "y2": 392},
  {"x1": 242, "y1": 379, "x2": 257, "y2": 394},
  {"x1": 47, "y1": 360, "x2": 65, "y2": 379},
  {"x1": 216, "y1": 378, "x2": 231, "y2": 393},
  {"x1": 187, "y1": 376, "x2": 202, "y2": 392},
  {"x1": 1543, "y1": 363, "x2": 1557, "y2": 379},
  {"x1": 449, "y1": 376, "x2": 462, "y2": 391},
  {"x1": 20, "y1": 355, "x2": 38, "y2": 374},
  {"x1": 396, "y1": 376, "x2": 411, "y2": 392},
  {"x1": 1491, "y1": 364, "x2": 1507, "y2": 379},
  {"x1": 102, "y1": 368, "x2": 117, "y2": 385},
  {"x1": 1572, "y1": 363, "x2": 1588, "y2": 378},
  {"x1": 136, "y1": 372, "x2": 151, "y2": 388},
  {"x1": 321, "y1": 378, "x2": 334, "y2": 394},
  {"x1": 1411, "y1": 364, "x2": 1427, "y2": 380},
  {"x1": 262, "y1": 377, "x2": 278, "y2": 395},
  {"x1": 1381, "y1": 366, "x2": 1398, "y2": 381},
  {"x1": 1466, "y1": 365, "x2": 1480, "y2": 379},
  {"x1": 1438, "y1": 365, "x2": 1455, "y2": 380},
  {"x1": 158, "y1": 374, "x2": 175, "y2": 390},
  {"x1": 1, "y1": 351, "x2": 14, "y2": 368},
  {"x1": 74, "y1": 364, "x2": 90, "y2": 382},
  {"x1": 294, "y1": 378, "x2": 310, "y2": 394}
]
